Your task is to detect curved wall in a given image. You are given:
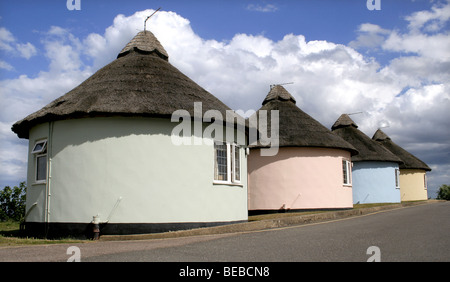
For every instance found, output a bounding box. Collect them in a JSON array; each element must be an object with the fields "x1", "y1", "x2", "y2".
[
  {"x1": 248, "y1": 147, "x2": 353, "y2": 212},
  {"x1": 25, "y1": 117, "x2": 247, "y2": 237},
  {"x1": 399, "y1": 169, "x2": 428, "y2": 201},
  {"x1": 352, "y1": 162, "x2": 400, "y2": 204}
]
